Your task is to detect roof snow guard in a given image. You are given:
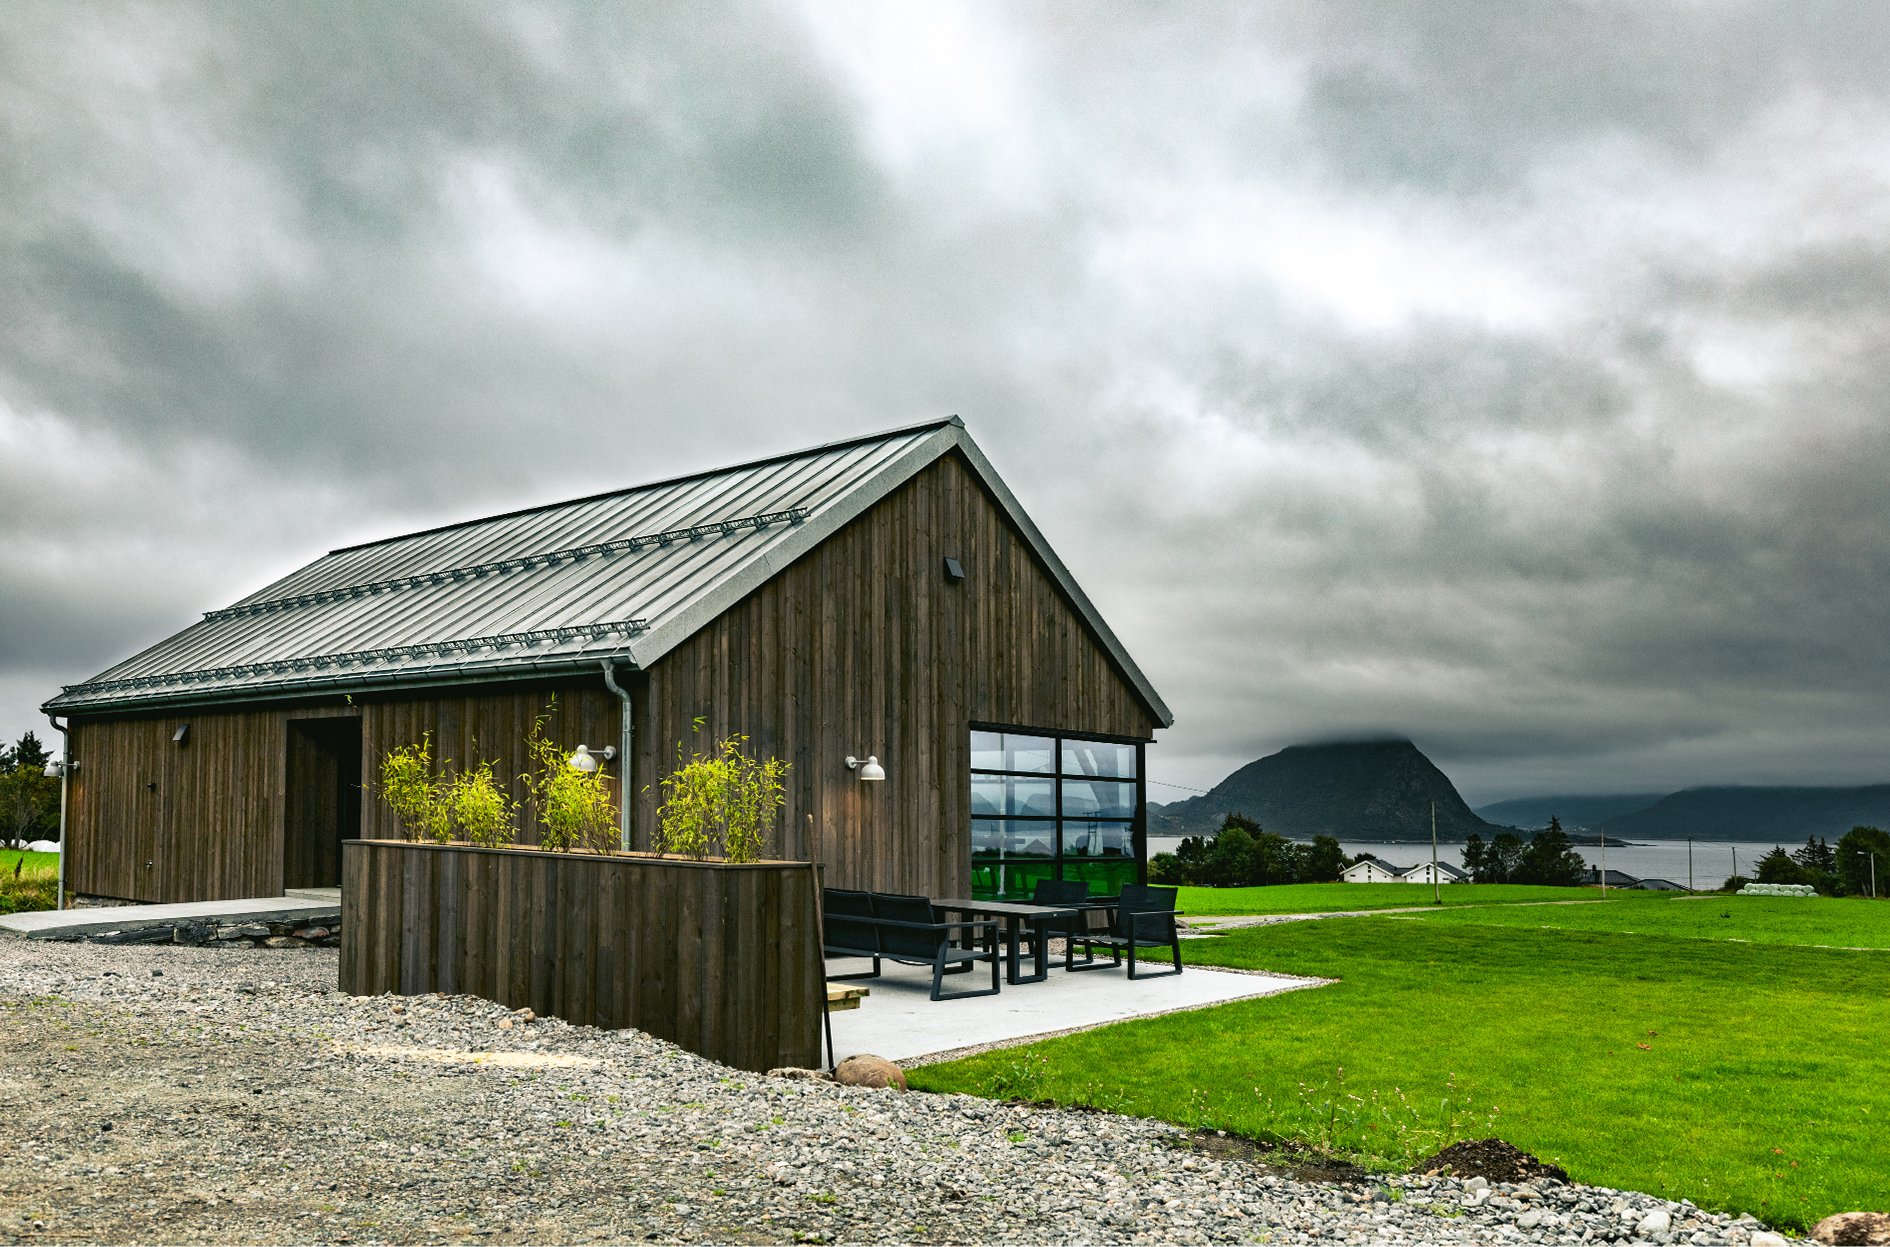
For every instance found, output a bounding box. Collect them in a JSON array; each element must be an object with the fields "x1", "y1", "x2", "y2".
[{"x1": 46, "y1": 418, "x2": 1173, "y2": 724}]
